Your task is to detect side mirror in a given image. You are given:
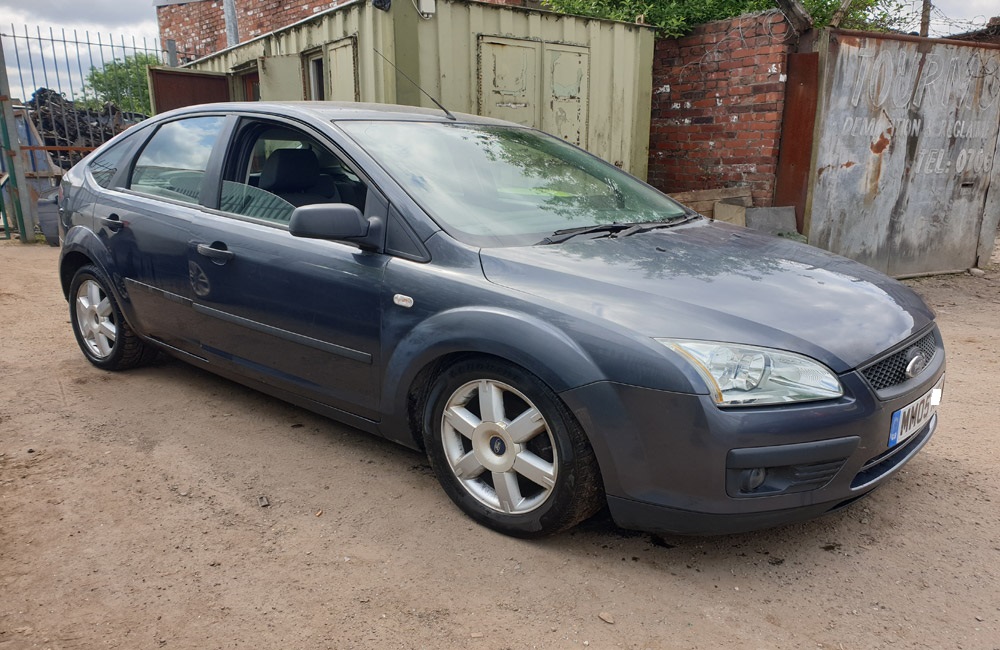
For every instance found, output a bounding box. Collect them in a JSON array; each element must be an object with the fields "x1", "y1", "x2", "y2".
[{"x1": 289, "y1": 203, "x2": 368, "y2": 241}]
